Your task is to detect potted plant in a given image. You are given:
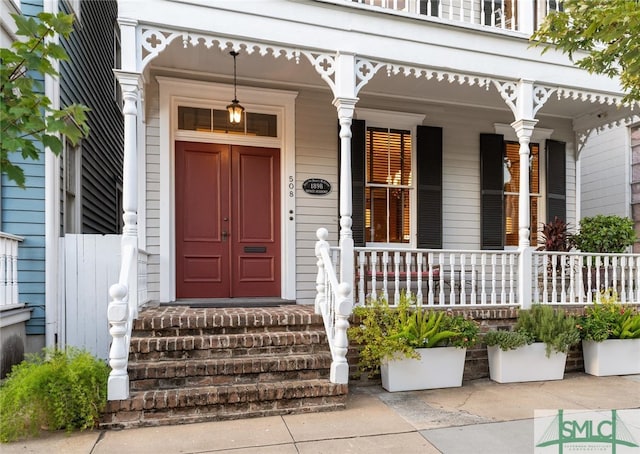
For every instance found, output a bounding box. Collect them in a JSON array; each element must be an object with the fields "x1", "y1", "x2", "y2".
[
  {"x1": 536, "y1": 216, "x2": 572, "y2": 279},
  {"x1": 484, "y1": 304, "x2": 580, "y2": 383},
  {"x1": 570, "y1": 215, "x2": 636, "y2": 294},
  {"x1": 348, "y1": 293, "x2": 478, "y2": 392},
  {"x1": 578, "y1": 290, "x2": 640, "y2": 376}
]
